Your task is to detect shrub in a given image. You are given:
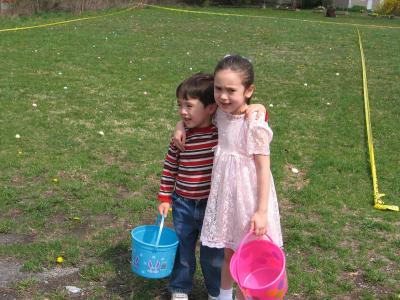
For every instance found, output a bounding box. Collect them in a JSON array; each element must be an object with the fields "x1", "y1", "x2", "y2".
[
  {"x1": 178, "y1": 0, "x2": 208, "y2": 5},
  {"x1": 348, "y1": 5, "x2": 366, "y2": 12},
  {"x1": 375, "y1": 0, "x2": 400, "y2": 15},
  {"x1": 302, "y1": 0, "x2": 323, "y2": 8},
  {"x1": 1, "y1": 0, "x2": 139, "y2": 16},
  {"x1": 209, "y1": 0, "x2": 266, "y2": 5}
]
